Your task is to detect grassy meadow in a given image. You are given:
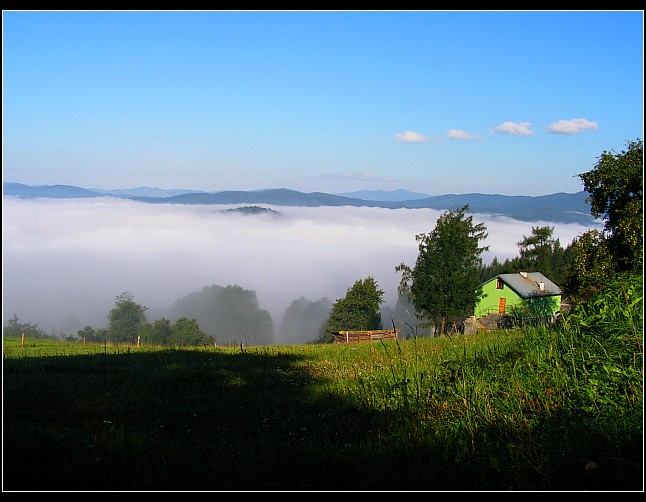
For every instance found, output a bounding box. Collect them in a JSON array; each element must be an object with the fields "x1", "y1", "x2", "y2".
[{"x1": 2, "y1": 278, "x2": 643, "y2": 491}]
